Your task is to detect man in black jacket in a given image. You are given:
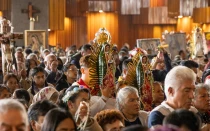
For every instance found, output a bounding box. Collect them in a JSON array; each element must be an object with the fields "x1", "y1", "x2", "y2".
[
  {"x1": 56, "y1": 63, "x2": 78, "y2": 91},
  {"x1": 70, "y1": 44, "x2": 92, "y2": 69}
]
